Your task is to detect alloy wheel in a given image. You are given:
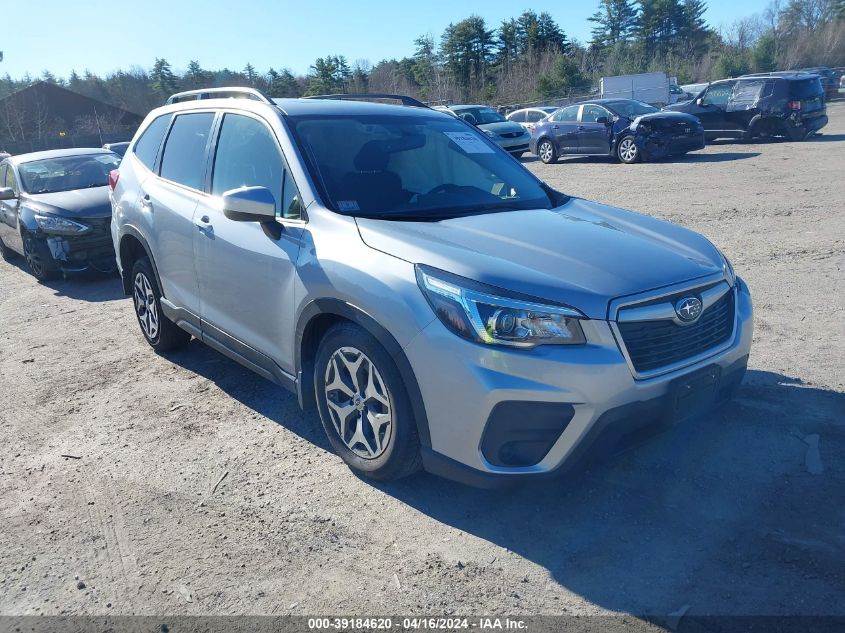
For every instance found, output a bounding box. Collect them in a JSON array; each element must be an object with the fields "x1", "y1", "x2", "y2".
[
  {"x1": 323, "y1": 346, "x2": 393, "y2": 460},
  {"x1": 619, "y1": 138, "x2": 638, "y2": 162},
  {"x1": 539, "y1": 141, "x2": 554, "y2": 163},
  {"x1": 23, "y1": 235, "x2": 46, "y2": 277},
  {"x1": 133, "y1": 272, "x2": 160, "y2": 341}
]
